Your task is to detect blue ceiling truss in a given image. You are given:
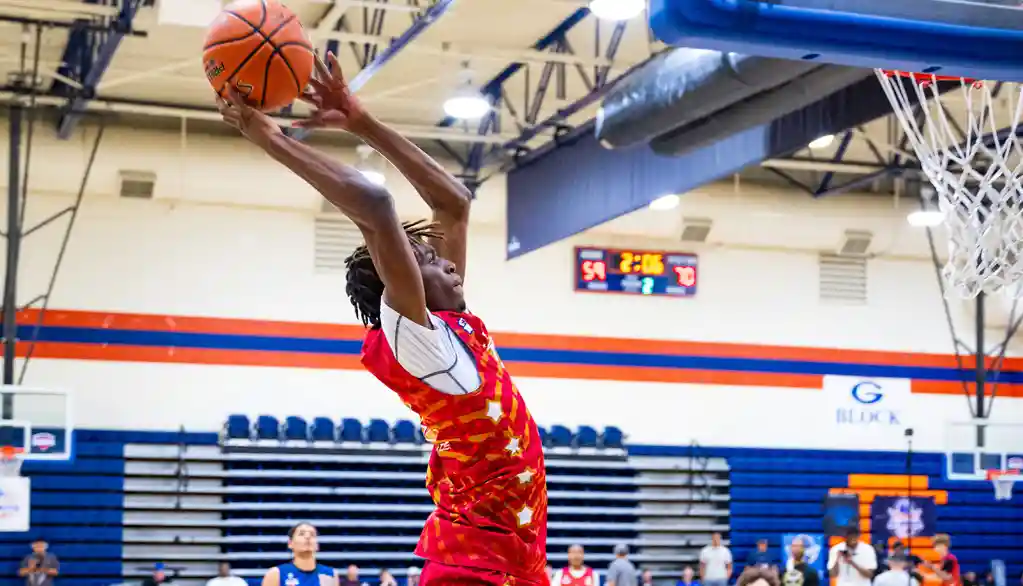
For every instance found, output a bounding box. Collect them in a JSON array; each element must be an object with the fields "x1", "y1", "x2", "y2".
[
  {"x1": 291, "y1": 0, "x2": 457, "y2": 141},
  {"x1": 53, "y1": 0, "x2": 147, "y2": 140},
  {"x1": 431, "y1": 8, "x2": 631, "y2": 192}
]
